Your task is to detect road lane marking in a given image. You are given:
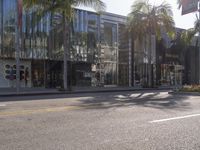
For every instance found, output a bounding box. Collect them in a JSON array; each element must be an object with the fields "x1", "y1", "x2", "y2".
[
  {"x1": 0, "y1": 106, "x2": 80, "y2": 117},
  {"x1": 150, "y1": 114, "x2": 200, "y2": 123}
]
